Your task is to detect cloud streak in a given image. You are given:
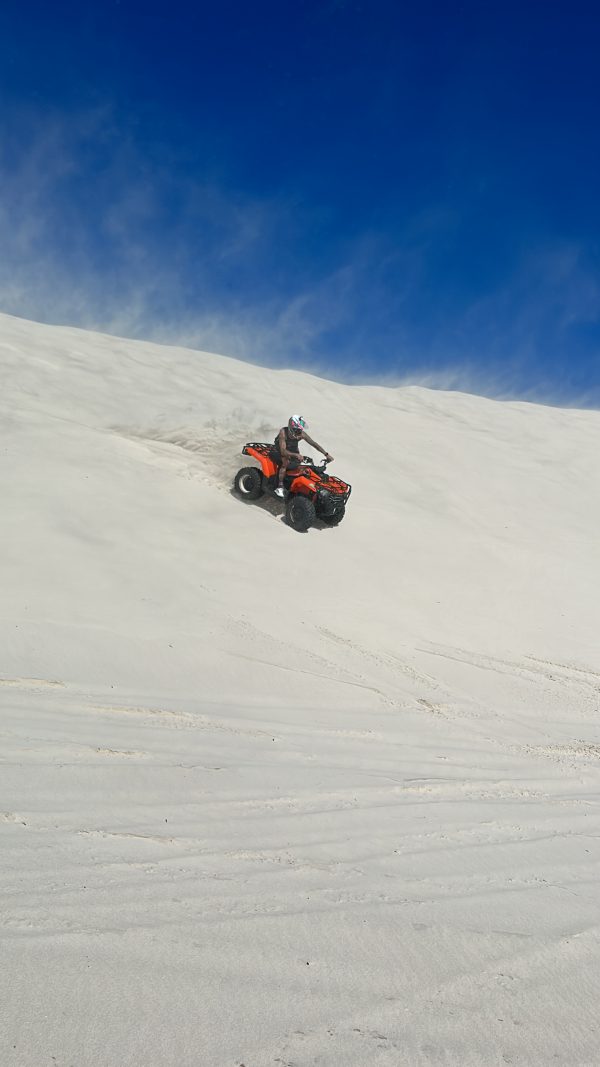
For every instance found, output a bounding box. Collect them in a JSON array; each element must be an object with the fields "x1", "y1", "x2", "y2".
[{"x1": 1, "y1": 104, "x2": 599, "y2": 408}]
